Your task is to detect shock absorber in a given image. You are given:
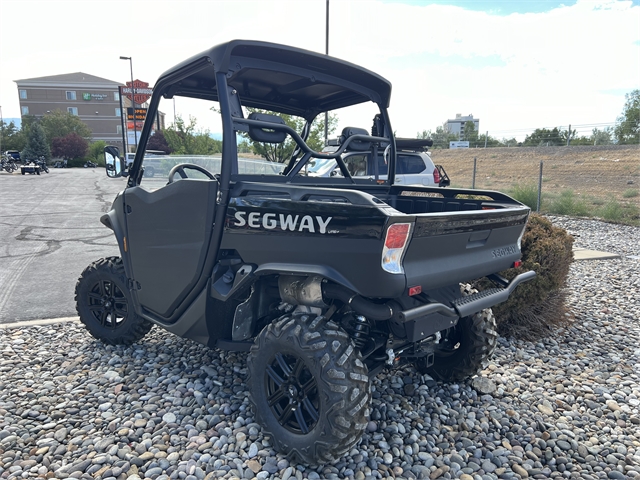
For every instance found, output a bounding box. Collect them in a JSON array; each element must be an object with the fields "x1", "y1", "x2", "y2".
[{"x1": 352, "y1": 315, "x2": 371, "y2": 351}]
